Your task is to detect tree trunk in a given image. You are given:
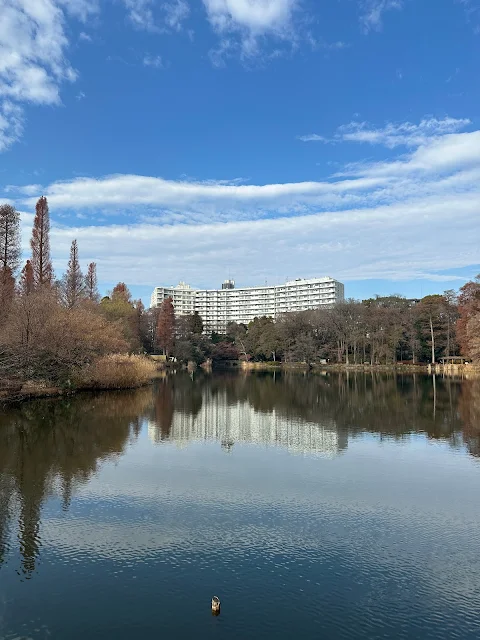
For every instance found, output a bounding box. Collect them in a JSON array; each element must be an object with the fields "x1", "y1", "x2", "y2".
[
  {"x1": 446, "y1": 316, "x2": 450, "y2": 358},
  {"x1": 429, "y1": 315, "x2": 435, "y2": 364}
]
